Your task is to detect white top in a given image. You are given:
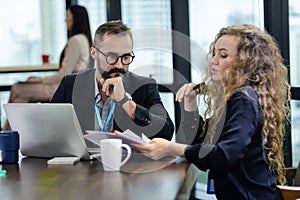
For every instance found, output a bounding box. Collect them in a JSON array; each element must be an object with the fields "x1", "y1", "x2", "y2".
[{"x1": 43, "y1": 34, "x2": 91, "y2": 84}]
